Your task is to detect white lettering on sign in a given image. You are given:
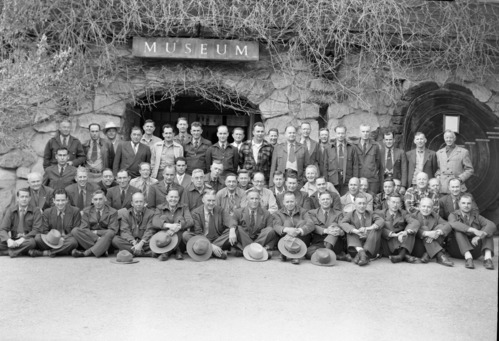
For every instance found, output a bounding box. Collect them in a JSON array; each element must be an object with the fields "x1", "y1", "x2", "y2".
[
  {"x1": 145, "y1": 42, "x2": 156, "y2": 53},
  {"x1": 185, "y1": 43, "x2": 192, "y2": 54},
  {"x1": 236, "y1": 45, "x2": 248, "y2": 56},
  {"x1": 166, "y1": 42, "x2": 176, "y2": 53},
  {"x1": 200, "y1": 44, "x2": 207, "y2": 55},
  {"x1": 216, "y1": 44, "x2": 227, "y2": 55}
]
